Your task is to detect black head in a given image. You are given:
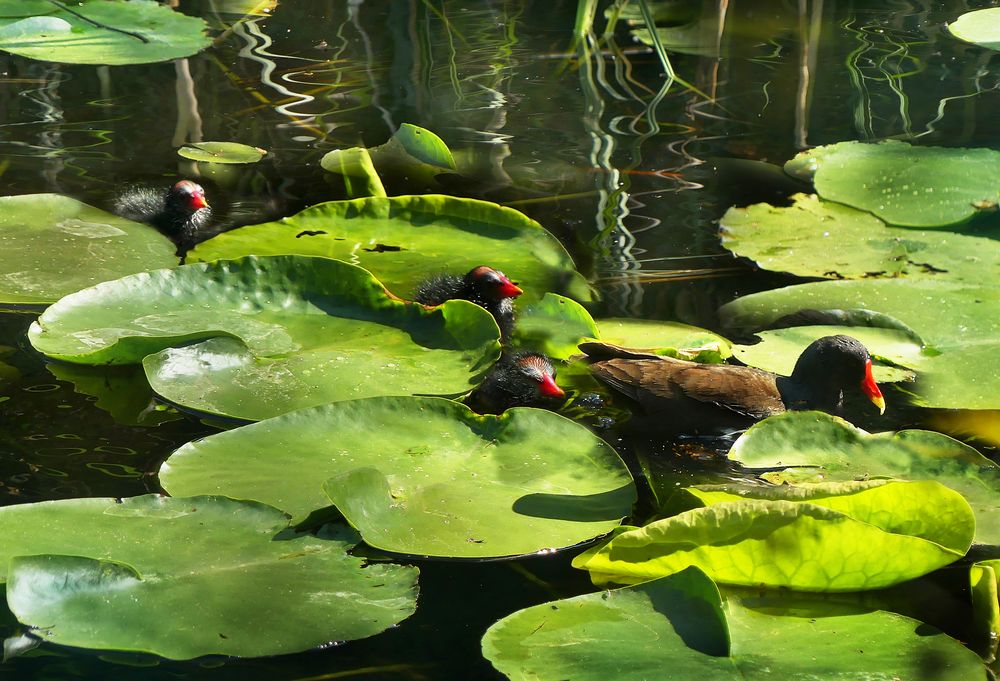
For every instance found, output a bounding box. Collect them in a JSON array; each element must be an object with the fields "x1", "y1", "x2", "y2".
[
  {"x1": 466, "y1": 351, "x2": 565, "y2": 414},
  {"x1": 464, "y1": 266, "x2": 523, "y2": 302},
  {"x1": 166, "y1": 180, "x2": 210, "y2": 215},
  {"x1": 790, "y1": 335, "x2": 885, "y2": 414}
]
